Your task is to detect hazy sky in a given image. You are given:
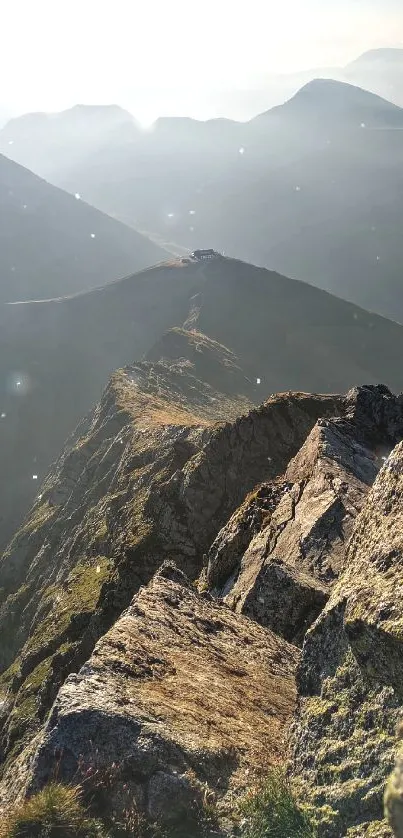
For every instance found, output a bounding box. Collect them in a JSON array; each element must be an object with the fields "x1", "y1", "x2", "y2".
[{"x1": 2, "y1": 0, "x2": 403, "y2": 121}]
